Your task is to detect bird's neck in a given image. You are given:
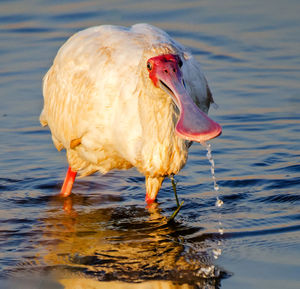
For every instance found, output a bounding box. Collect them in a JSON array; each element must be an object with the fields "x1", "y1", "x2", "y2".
[
  {"x1": 137, "y1": 81, "x2": 188, "y2": 177},
  {"x1": 139, "y1": 83, "x2": 175, "y2": 142}
]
